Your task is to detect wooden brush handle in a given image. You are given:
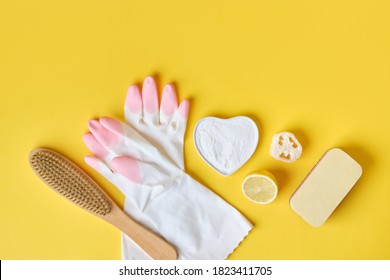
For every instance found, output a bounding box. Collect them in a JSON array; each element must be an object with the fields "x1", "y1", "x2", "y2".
[{"x1": 105, "y1": 203, "x2": 177, "y2": 260}]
